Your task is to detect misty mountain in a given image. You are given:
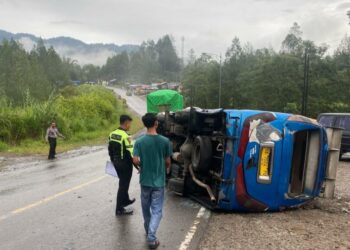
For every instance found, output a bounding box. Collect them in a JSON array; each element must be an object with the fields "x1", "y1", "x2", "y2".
[{"x1": 0, "y1": 29, "x2": 139, "y2": 66}]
